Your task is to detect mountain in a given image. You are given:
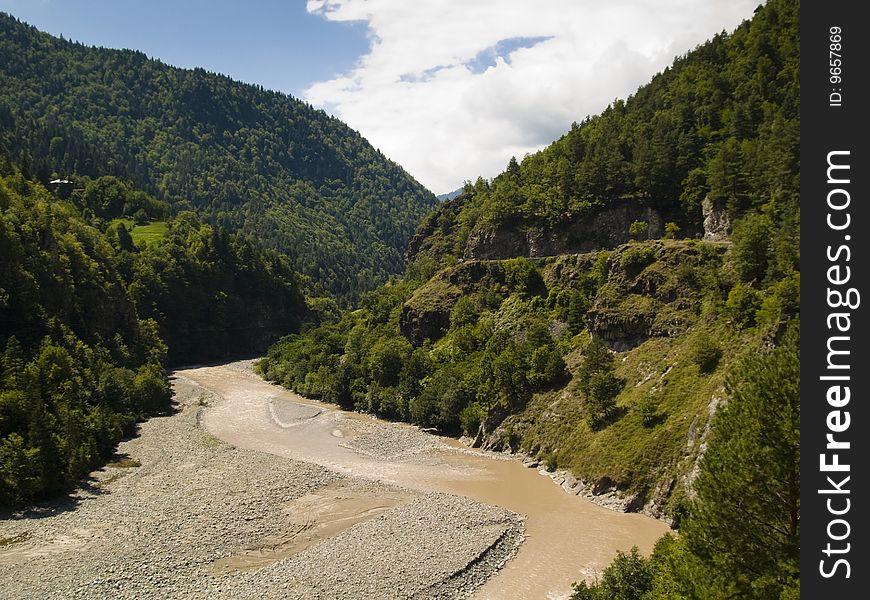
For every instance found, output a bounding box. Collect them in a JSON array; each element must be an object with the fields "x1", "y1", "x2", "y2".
[
  {"x1": 0, "y1": 13, "x2": 438, "y2": 297},
  {"x1": 436, "y1": 187, "x2": 464, "y2": 202},
  {"x1": 0, "y1": 159, "x2": 310, "y2": 504},
  {"x1": 260, "y1": 2, "x2": 800, "y2": 594},
  {"x1": 260, "y1": 0, "x2": 798, "y2": 522}
]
